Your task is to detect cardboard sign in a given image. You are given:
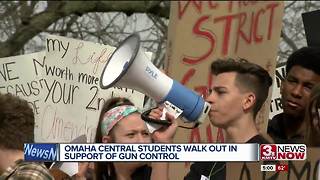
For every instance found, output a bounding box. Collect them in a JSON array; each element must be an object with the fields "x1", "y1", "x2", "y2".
[
  {"x1": 165, "y1": 1, "x2": 284, "y2": 179},
  {"x1": 34, "y1": 35, "x2": 146, "y2": 143}
]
